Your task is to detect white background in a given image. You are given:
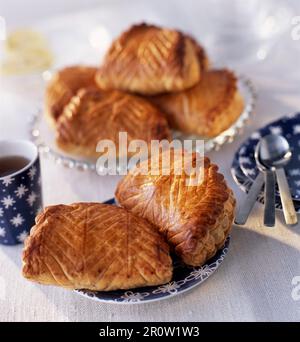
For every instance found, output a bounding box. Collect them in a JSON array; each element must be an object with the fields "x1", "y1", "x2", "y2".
[
  {"x1": 0, "y1": 0, "x2": 300, "y2": 322},
  {"x1": 1, "y1": 0, "x2": 107, "y2": 26}
]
